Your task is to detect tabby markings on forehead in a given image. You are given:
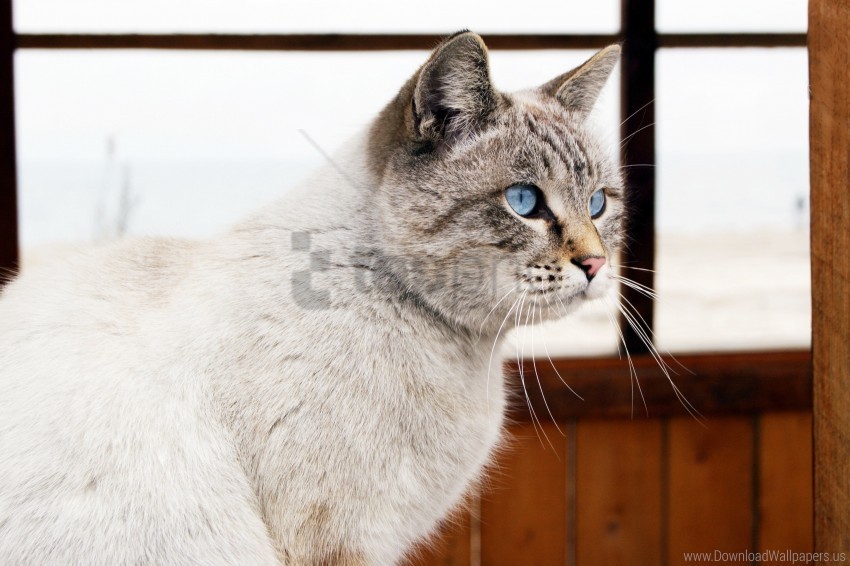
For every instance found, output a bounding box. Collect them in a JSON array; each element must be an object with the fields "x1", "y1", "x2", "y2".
[
  {"x1": 523, "y1": 112, "x2": 593, "y2": 185},
  {"x1": 553, "y1": 120, "x2": 594, "y2": 181}
]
